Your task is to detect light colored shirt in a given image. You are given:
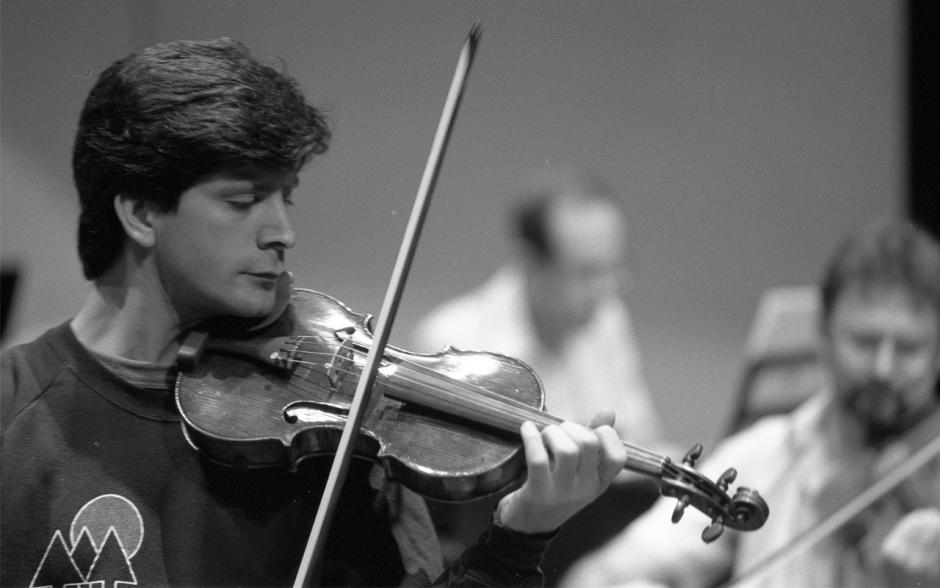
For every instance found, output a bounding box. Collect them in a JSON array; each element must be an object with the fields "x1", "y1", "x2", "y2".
[
  {"x1": 560, "y1": 391, "x2": 940, "y2": 587},
  {"x1": 412, "y1": 265, "x2": 664, "y2": 447}
]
